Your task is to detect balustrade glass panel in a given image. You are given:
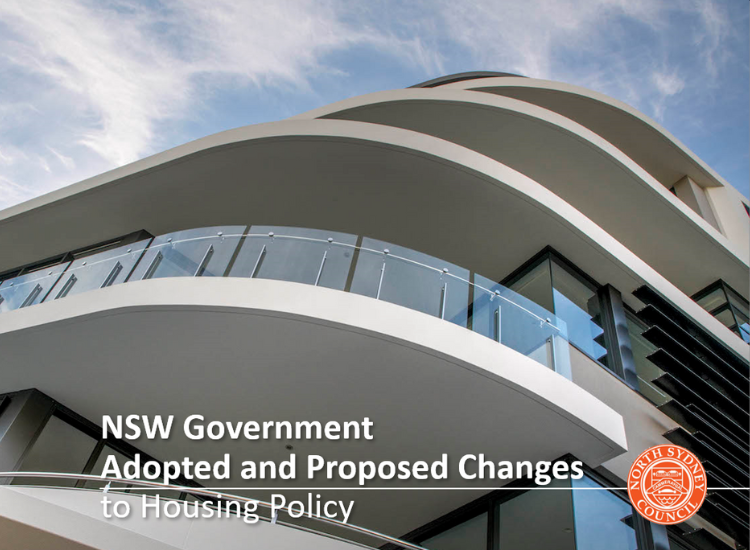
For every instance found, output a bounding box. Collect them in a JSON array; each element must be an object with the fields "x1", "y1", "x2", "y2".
[
  {"x1": 0, "y1": 262, "x2": 70, "y2": 312},
  {"x1": 507, "y1": 254, "x2": 606, "y2": 365},
  {"x1": 229, "y1": 227, "x2": 356, "y2": 290},
  {"x1": 350, "y1": 238, "x2": 469, "y2": 328},
  {"x1": 473, "y1": 274, "x2": 568, "y2": 372},
  {"x1": 128, "y1": 226, "x2": 245, "y2": 281},
  {"x1": 43, "y1": 240, "x2": 150, "y2": 303}
]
